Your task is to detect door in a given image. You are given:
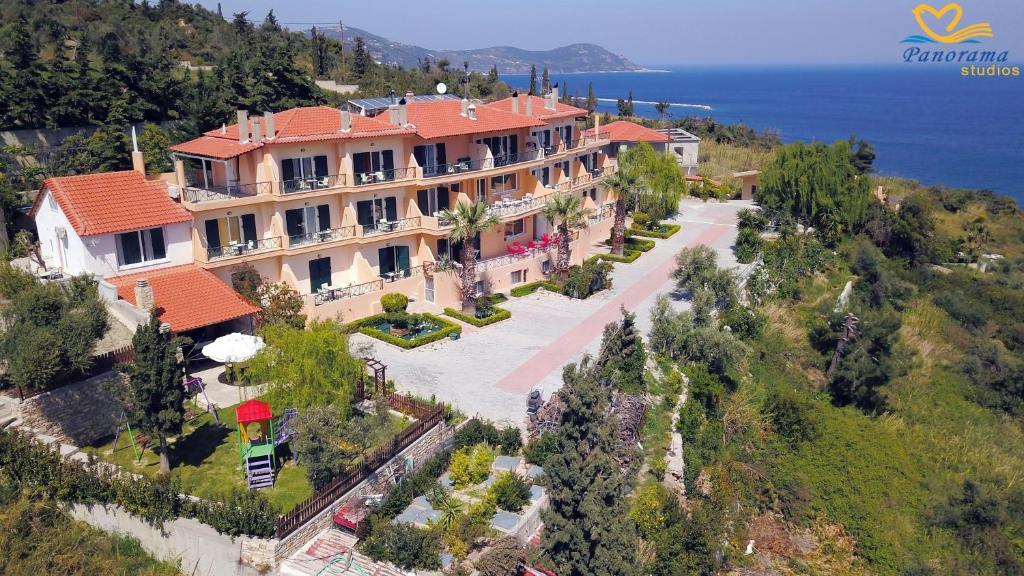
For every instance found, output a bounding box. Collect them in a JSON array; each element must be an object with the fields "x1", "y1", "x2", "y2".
[
  {"x1": 425, "y1": 276, "x2": 435, "y2": 303},
  {"x1": 308, "y1": 257, "x2": 331, "y2": 292}
]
